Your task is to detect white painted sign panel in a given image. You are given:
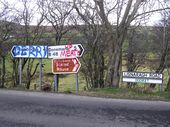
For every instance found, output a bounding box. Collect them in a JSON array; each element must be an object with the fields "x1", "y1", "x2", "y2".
[
  {"x1": 11, "y1": 45, "x2": 48, "y2": 58},
  {"x1": 122, "y1": 72, "x2": 163, "y2": 84},
  {"x1": 48, "y1": 44, "x2": 84, "y2": 59}
]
